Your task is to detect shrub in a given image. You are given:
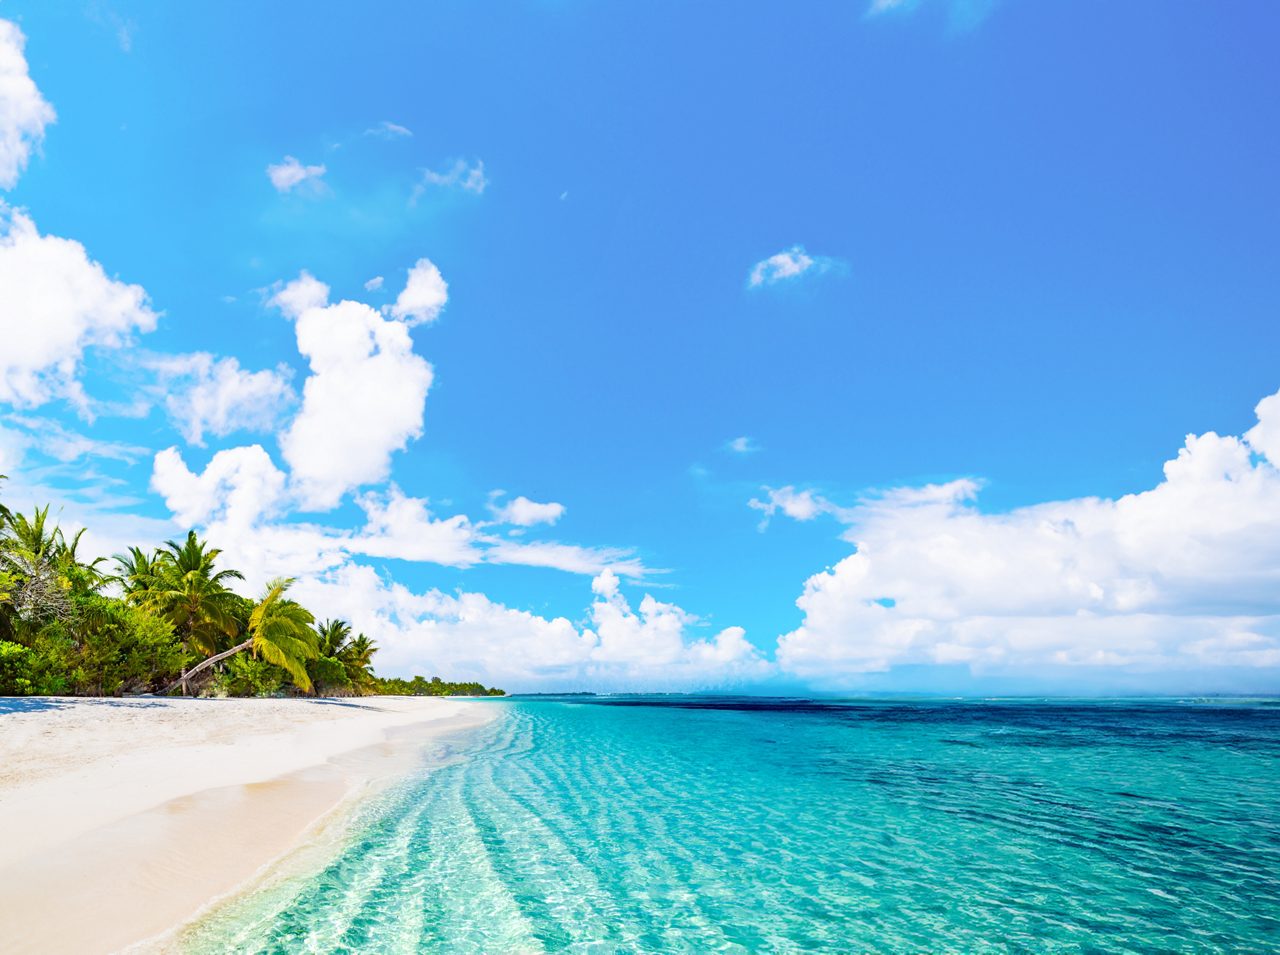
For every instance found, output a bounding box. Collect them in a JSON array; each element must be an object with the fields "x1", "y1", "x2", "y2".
[{"x1": 0, "y1": 641, "x2": 35, "y2": 695}]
